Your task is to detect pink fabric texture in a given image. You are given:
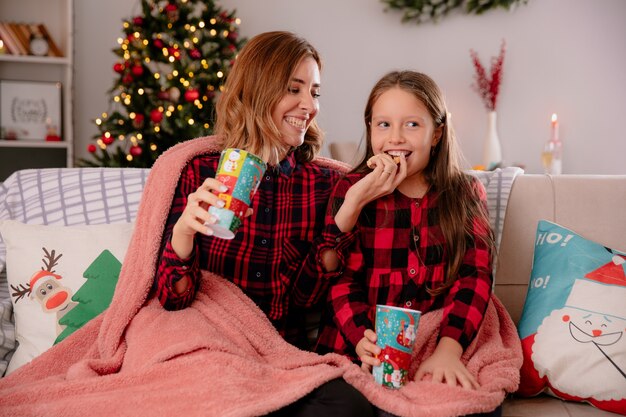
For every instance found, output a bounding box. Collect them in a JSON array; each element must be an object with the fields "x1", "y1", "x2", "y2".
[
  {"x1": 0, "y1": 136, "x2": 521, "y2": 417},
  {"x1": 345, "y1": 297, "x2": 522, "y2": 417}
]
